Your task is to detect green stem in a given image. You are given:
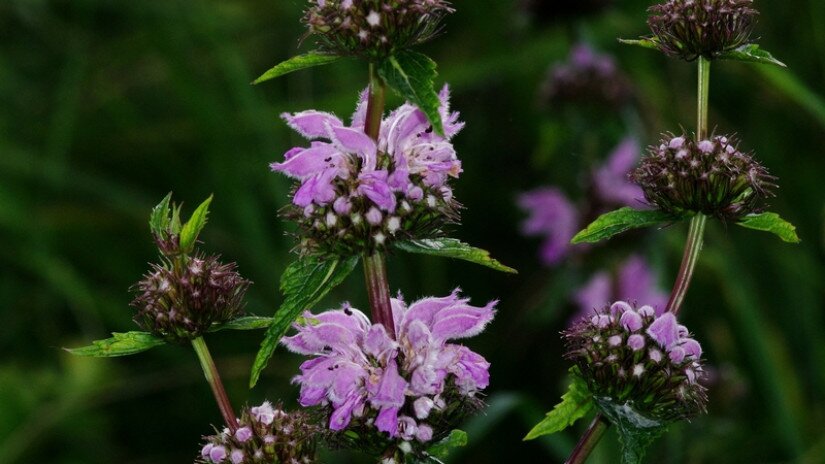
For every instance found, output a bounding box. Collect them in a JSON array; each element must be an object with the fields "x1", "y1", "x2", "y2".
[
  {"x1": 667, "y1": 214, "x2": 707, "y2": 315},
  {"x1": 697, "y1": 57, "x2": 711, "y2": 139},
  {"x1": 565, "y1": 414, "x2": 610, "y2": 464},
  {"x1": 361, "y1": 64, "x2": 395, "y2": 338},
  {"x1": 191, "y1": 336, "x2": 238, "y2": 430}
]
